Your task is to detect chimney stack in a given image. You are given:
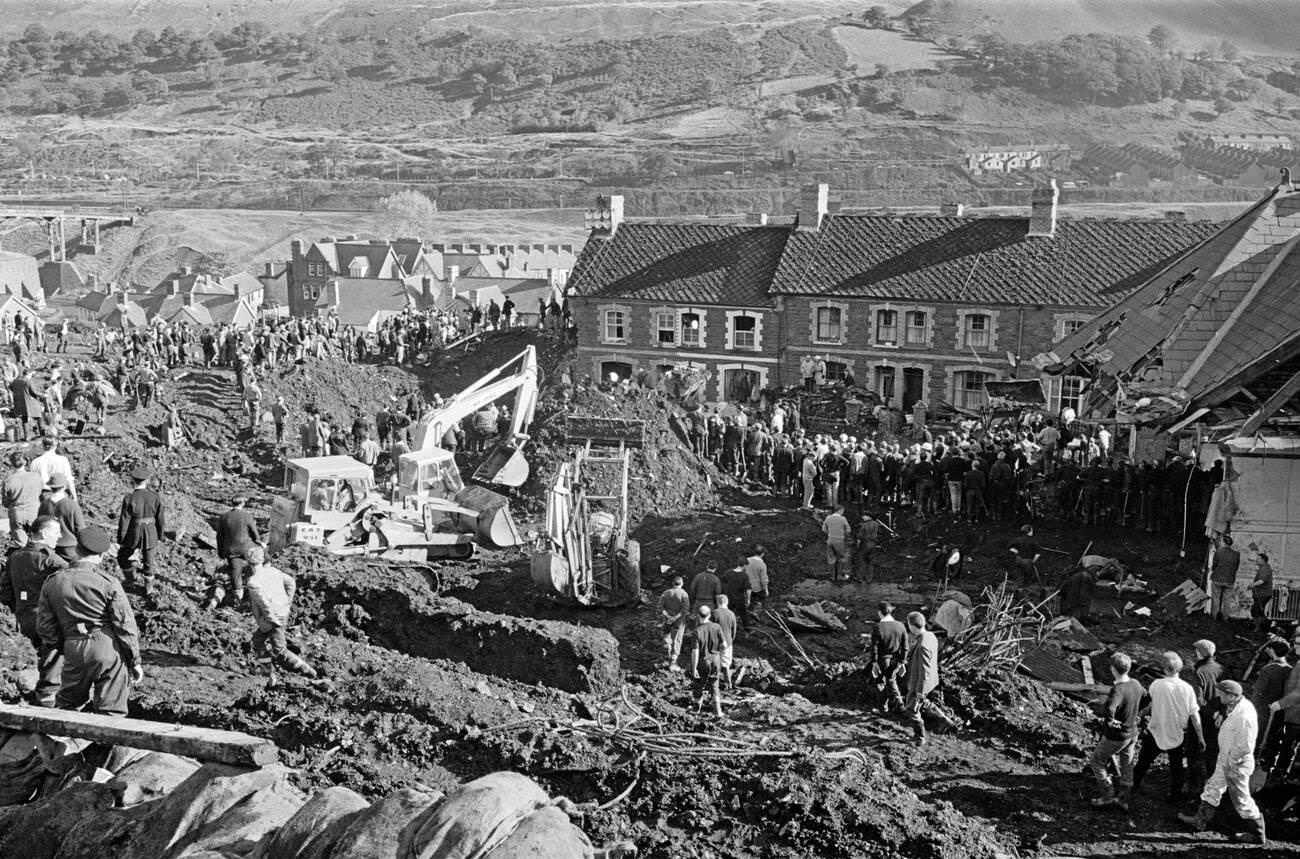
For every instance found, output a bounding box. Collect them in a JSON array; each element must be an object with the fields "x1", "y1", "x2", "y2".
[
  {"x1": 422, "y1": 276, "x2": 434, "y2": 303},
  {"x1": 291, "y1": 240, "x2": 302, "y2": 260},
  {"x1": 747, "y1": 212, "x2": 769, "y2": 225},
  {"x1": 939, "y1": 202, "x2": 965, "y2": 217},
  {"x1": 447, "y1": 265, "x2": 459, "y2": 286},
  {"x1": 797, "y1": 183, "x2": 829, "y2": 231},
  {"x1": 327, "y1": 280, "x2": 340, "y2": 308},
  {"x1": 584, "y1": 194, "x2": 625, "y2": 237},
  {"x1": 1028, "y1": 179, "x2": 1059, "y2": 238},
  {"x1": 170, "y1": 278, "x2": 181, "y2": 295}
]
